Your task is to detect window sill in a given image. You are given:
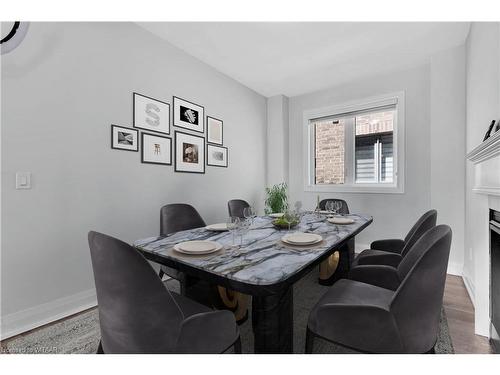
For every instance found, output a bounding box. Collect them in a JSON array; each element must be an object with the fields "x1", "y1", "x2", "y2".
[{"x1": 304, "y1": 184, "x2": 404, "y2": 194}]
